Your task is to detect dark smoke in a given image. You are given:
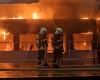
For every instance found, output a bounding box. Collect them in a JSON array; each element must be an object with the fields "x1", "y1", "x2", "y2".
[{"x1": 0, "y1": 0, "x2": 96, "y2": 19}]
